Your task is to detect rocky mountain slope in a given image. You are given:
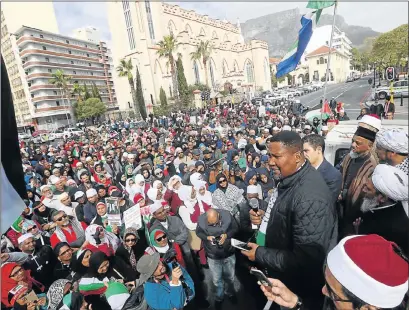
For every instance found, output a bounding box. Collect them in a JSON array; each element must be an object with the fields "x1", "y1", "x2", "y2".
[{"x1": 241, "y1": 8, "x2": 380, "y2": 56}]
